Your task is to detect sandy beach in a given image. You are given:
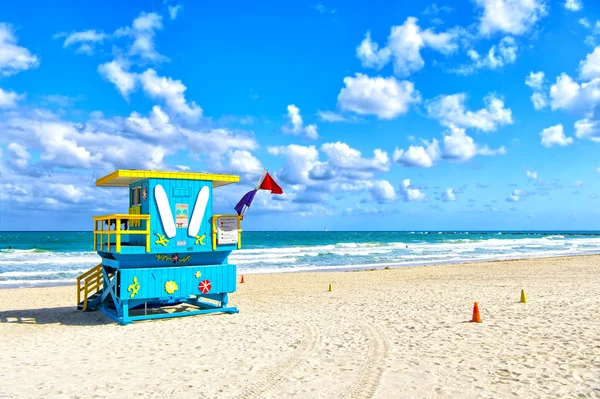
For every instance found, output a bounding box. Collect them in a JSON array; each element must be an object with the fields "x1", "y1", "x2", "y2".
[{"x1": 1, "y1": 254, "x2": 599, "y2": 398}]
